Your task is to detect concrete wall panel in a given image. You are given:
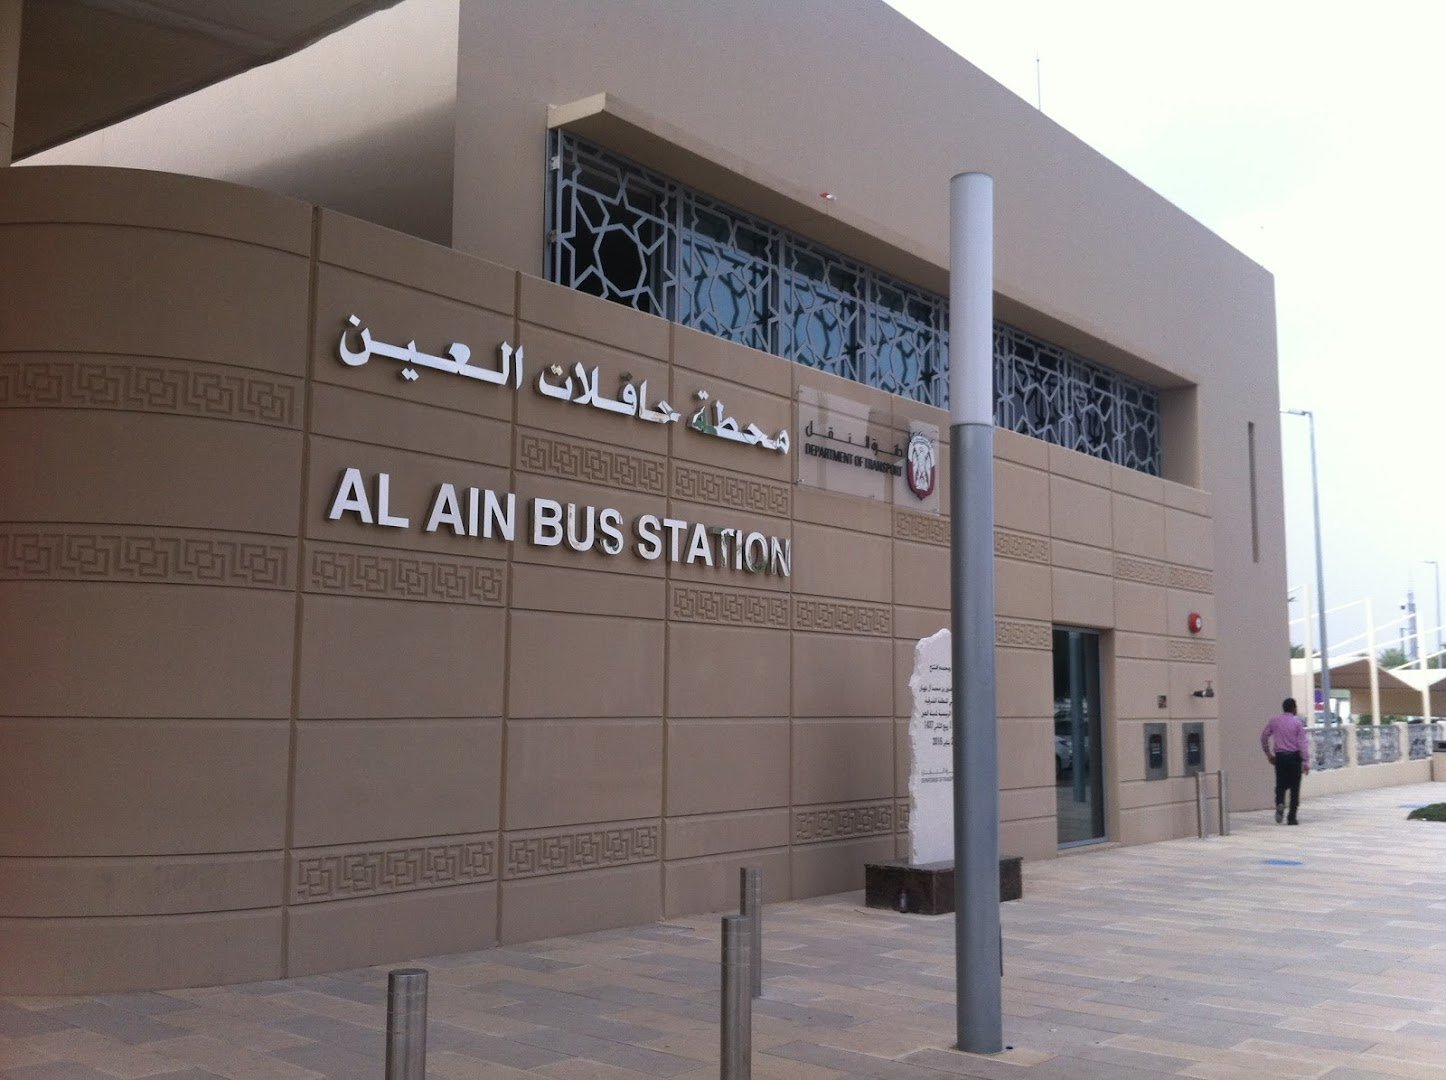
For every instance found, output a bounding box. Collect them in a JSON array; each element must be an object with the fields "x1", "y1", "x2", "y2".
[{"x1": 0, "y1": 166, "x2": 1238, "y2": 995}]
